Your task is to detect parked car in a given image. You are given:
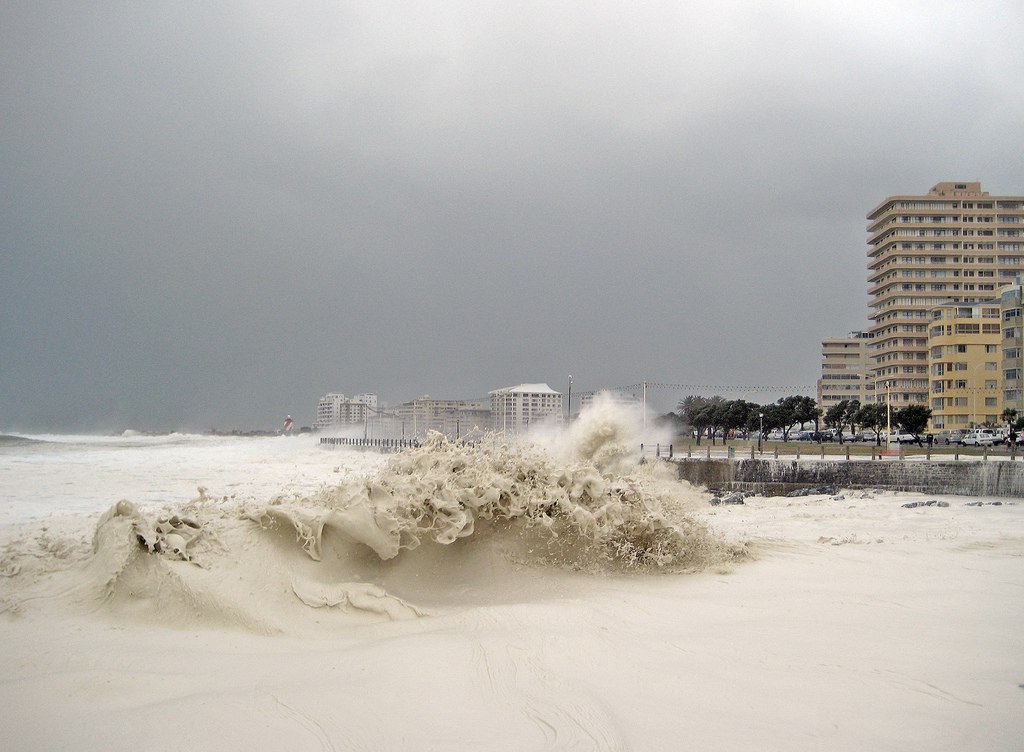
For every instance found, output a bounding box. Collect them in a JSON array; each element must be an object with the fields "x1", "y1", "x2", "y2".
[
  {"x1": 854, "y1": 430, "x2": 878, "y2": 443},
  {"x1": 887, "y1": 431, "x2": 918, "y2": 445},
  {"x1": 933, "y1": 429, "x2": 964, "y2": 445},
  {"x1": 959, "y1": 429, "x2": 997, "y2": 447}
]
